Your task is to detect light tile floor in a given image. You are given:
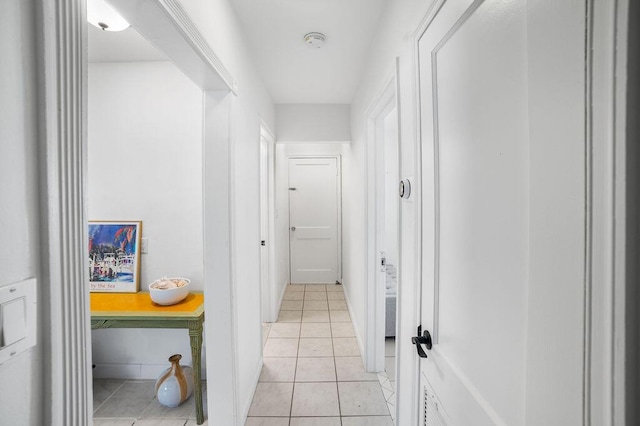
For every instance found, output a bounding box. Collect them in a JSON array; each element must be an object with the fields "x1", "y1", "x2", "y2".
[
  {"x1": 92, "y1": 284, "x2": 392, "y2": 426},
  {"x1": 93, "y1": 378, "x2": 207, "y2": 426},
  {"x1": 247, "y1": 283, "x2": 394, "y2": 426},
  {"x1": 377, "y1": 337, "x2": 396, "y2": 421}
]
